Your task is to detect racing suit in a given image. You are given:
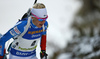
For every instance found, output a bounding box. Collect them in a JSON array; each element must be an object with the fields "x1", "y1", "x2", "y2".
[{"x1": 0, "y1": 17, "x2": 48, "y2": 59}]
